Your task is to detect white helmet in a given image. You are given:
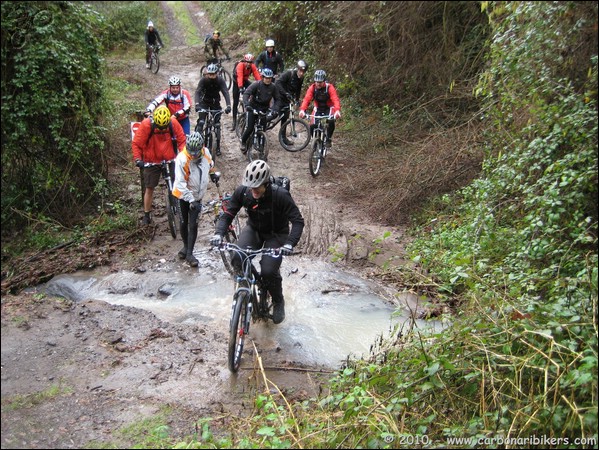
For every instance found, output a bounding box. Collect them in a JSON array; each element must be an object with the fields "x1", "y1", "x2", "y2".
[
  {"x1": 243, "y1": 160, "x2": 271, "y2": 188},
  {"x1": 147, "y1": 21, "x2": 154, "y2": 28},
  {"x1": 265, "y1": 39, "x2": 275, "y2": 47}
]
